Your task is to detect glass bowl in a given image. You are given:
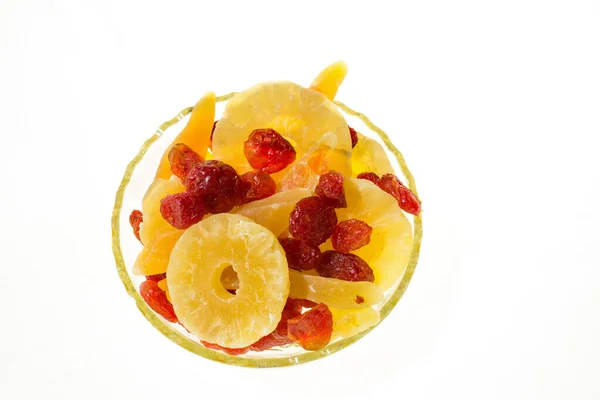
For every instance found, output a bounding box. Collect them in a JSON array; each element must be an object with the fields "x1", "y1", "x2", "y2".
[{"x1": 111, "y1": 92, "x2": 423, "y2": 367}]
